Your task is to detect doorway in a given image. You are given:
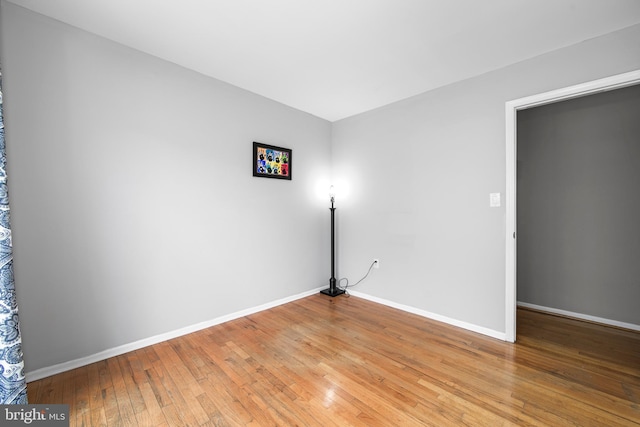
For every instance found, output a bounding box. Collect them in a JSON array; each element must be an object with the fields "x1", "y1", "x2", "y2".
[{"x1": 504, "y1": 70, "x2": 640, "y2": 342}]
